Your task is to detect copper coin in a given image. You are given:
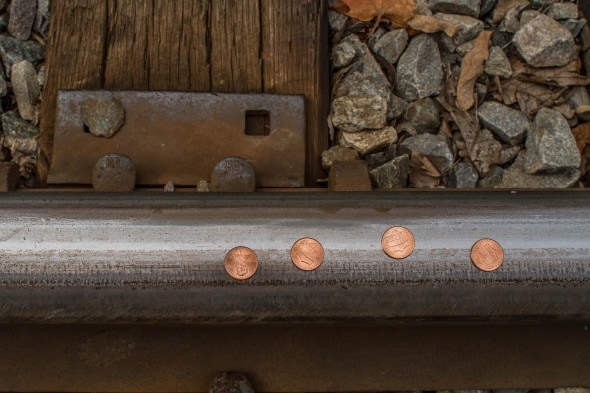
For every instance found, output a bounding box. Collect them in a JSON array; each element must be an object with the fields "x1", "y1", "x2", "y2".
[
  {"x1": 224, "y1": 246, "x2": 259, "y2": 280},
  {"x1": 381, "y1": 227, "x2": 415, "y2": 259},
  {"x1": 291, "y1": 238, "x2": 325, "y2": 271},
  {"x1": 471, "y1": 239, "x2": 504, "y2": 272}
]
